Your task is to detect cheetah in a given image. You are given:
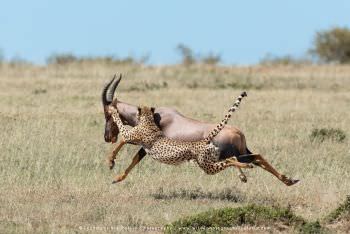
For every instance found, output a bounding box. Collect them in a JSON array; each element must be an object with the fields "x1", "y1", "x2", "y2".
[{"x1": 108, "y1": 92, "x2": 252, "y2": 183}]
